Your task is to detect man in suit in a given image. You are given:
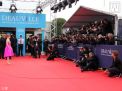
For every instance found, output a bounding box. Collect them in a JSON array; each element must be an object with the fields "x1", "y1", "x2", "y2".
[
  {"x1": 18, "y1": 35, "x2": 24, "y2": 56},
  {"x1": 10, "y1": 35, "x2": 17, "y2": 56},
  {"x1": 0, "y1": 36, "x2": 2, "y2": 59},
  {"x1": 0, "y1": 35, "x2": 6, "y2": 59},
  {"x1": 33, "y1": 36, "x2": 41, "y2": 58}
]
